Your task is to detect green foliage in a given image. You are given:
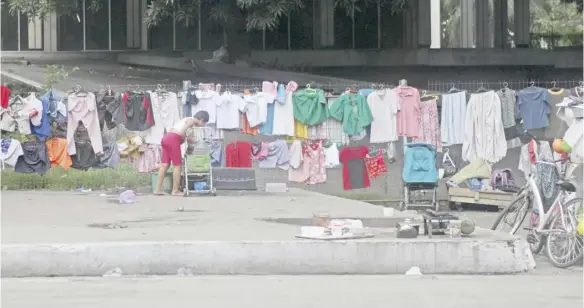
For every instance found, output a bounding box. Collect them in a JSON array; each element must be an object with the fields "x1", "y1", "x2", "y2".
[
  {"x1": 6, "y1": 0, "x2": 104, "y2": 19},
  {"x1": 1, "y1": 164, "x2": 151, "y2": 190},
  {"x1": 43, "y1": 65, "x2": 79, "y2": 92}
]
